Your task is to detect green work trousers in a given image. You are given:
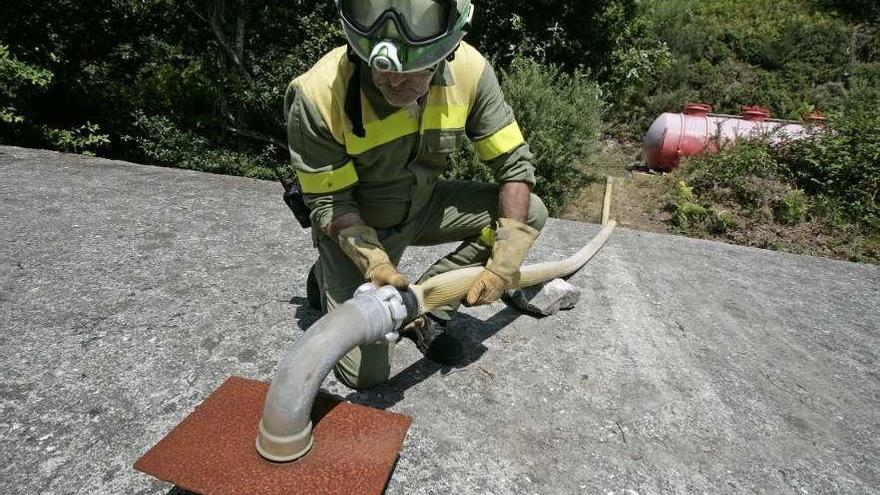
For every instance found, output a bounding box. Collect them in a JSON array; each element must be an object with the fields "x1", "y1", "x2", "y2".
[{"x1": 312, "y1": 180, "x2": 548, "y2": 389}]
